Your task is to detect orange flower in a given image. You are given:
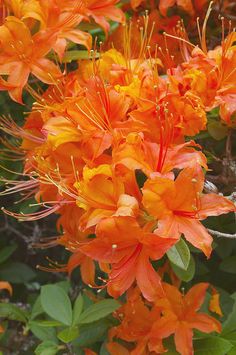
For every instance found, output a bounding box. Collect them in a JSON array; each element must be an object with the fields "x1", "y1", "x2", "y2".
[
  {"x1": 150, "y1": 283, "x2": 221, "y2": 355},
  {"x1": 75, "y1": 164, "x2": 139, "y2": 230},
  {"x1": 171, "y1": 29, "x2": 236, "y2": 125},
  {"x1": 159, "y1": 0, "x2": 209, "y2": 17},
  {"x1": 56, "y1": 205, "x2": 96, "y2": 286},
  {"x1": 0, "y1": 16, "x2": 62, "y2": 102},
  {"x1": 108, "y1": 287, "x2": 165, "y2": 354},
  {"x1": 81, "y1": 216, "x2": 176, "y2": 300},
  {"x1": 113, "y1": 132, "x2": 207, "y2": 177},
  {"x1": 6, "y1": 0, "x2": 45, "y2": 26},
  {"x1": 142, "y1": 167, "x2": 235, "y2": 257},
  {"x1": 85, "y1": 0, "x2": 125, "y2": 34}
]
